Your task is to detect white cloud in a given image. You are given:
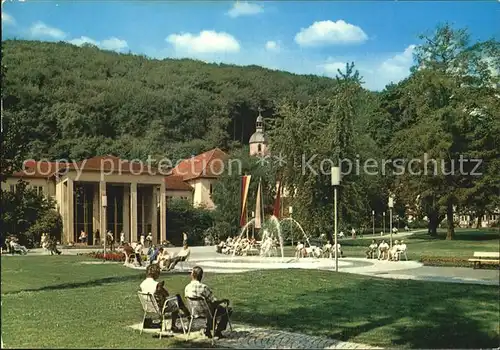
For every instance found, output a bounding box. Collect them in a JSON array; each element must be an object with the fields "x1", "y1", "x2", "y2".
[
  {"x1": 378, "y1": 44, "x2": 416, "y2": 77},
  {"x1": 166, "y1": 30, "x2": 240, "y2": 54},
  {"x1": 265, "y1": 40, "x2": 279, "y2": 52},
  {"x1": 320, "y1": 61, "x2": 346, "y2": 74},
  {"x1": 68, "y1": 36, "x2": 128, "y2": 52},
  {"x1": 227, "y1": 1, "x2": 263, "y2": 18},
  {"x1": 100, "y1": 37, "x2": 128, "y2": 51},
  {"x1": 295, "y1": 20, "x2": 368, "y2": 47},
  {"x1": 69, "y1": 36, "x2": 98, "y2": 46},
  {"x1": 30, "y1": 21, "x2": 67, "y2": 40},
  {"x1": 320, "y1": 45, "x2": 416, "y2": 90},
  {"x1": 2, "y1": 12, "x2": 16, "y2": 26}
]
